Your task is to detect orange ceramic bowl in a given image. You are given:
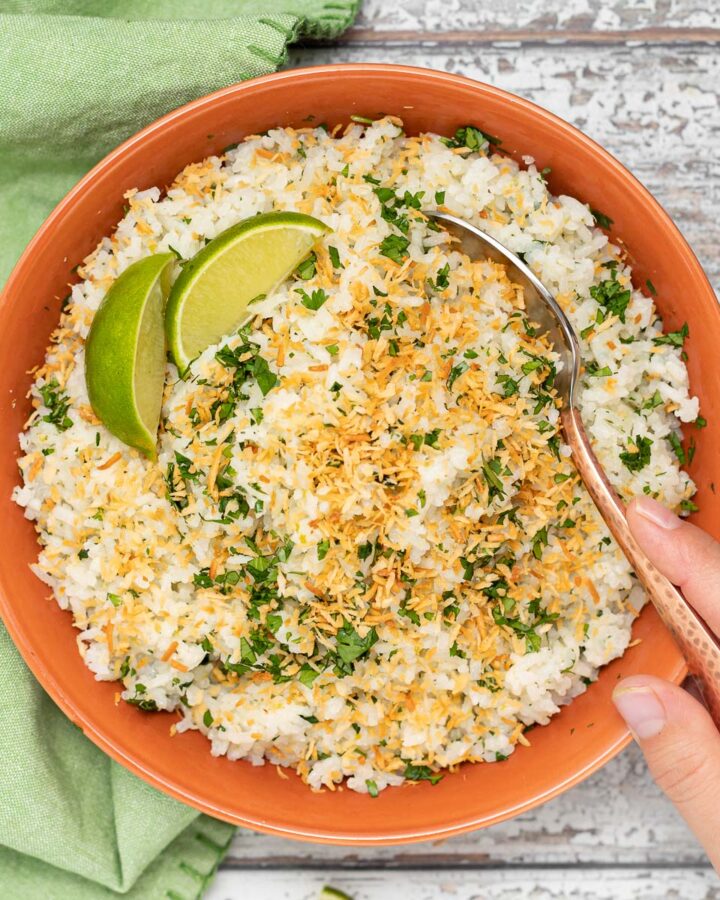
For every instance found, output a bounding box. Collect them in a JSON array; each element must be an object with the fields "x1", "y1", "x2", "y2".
[{"x1": 0, "y1": 65, "x2": 717, "y2": 844}]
